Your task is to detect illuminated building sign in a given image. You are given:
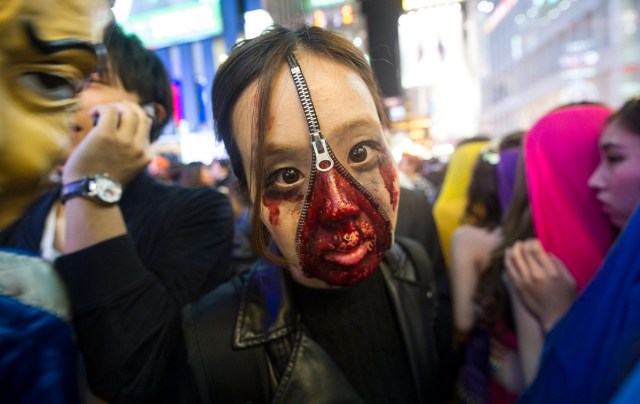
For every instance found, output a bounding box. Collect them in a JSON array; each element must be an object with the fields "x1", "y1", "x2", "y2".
[
  {"x1": 403, "y1": 0, "x2": 463, "y2": 11},
  {"x1": 117, "y1": 1, "x2": 223, "y2": 49},
  {"x1": 303, "y1": 0, "x2": 350, "y2": 11}
]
